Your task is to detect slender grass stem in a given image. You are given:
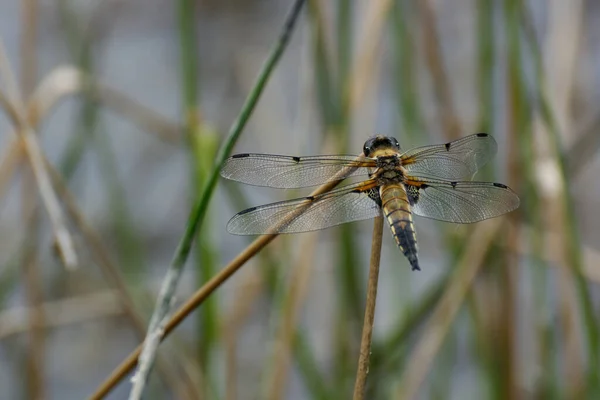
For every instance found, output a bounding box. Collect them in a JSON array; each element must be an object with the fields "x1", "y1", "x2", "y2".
[
  {"x1": 353, "y1": 215, "x2": 384, "y2": 400},
  {"x1": 125, "y1": 1, "x2": 306, "y2": 398},
  {"x1": 0, "y1": 88, "x2": 78, "y2": 270},
  {"x1": 519, "y1": 2, "x2": 599, "y2": 393}
]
